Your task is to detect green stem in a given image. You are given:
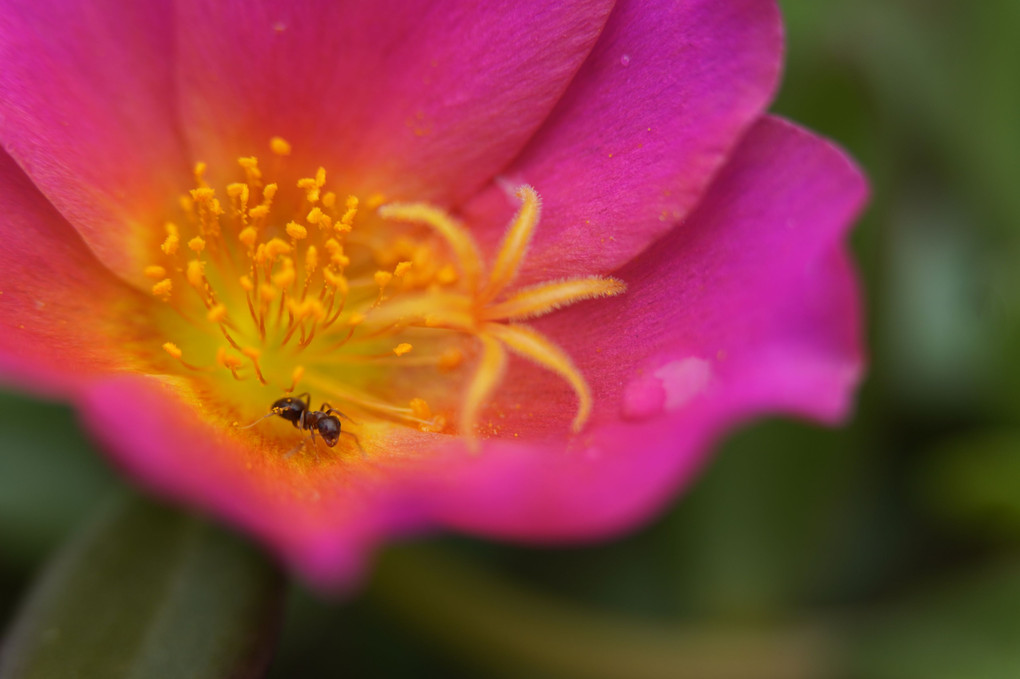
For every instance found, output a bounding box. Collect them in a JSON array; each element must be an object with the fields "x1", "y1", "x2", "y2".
[{"x1": 367, "y1": 544, "x2": 844, "y2": 679}]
